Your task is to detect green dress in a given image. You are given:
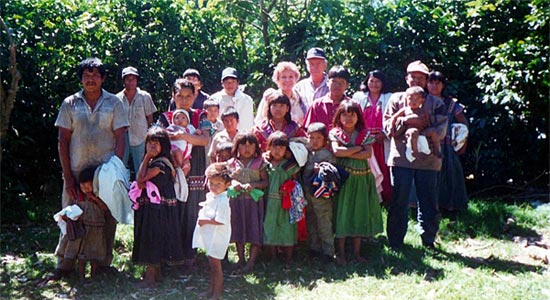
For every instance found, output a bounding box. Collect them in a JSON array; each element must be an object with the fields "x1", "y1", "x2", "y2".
[
  {"x1": 263, "y1": 158, "x2": 300, "y2": 246},
  {"x1": 330, "y1": 128, "x2": 383, "y2": 238}
]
